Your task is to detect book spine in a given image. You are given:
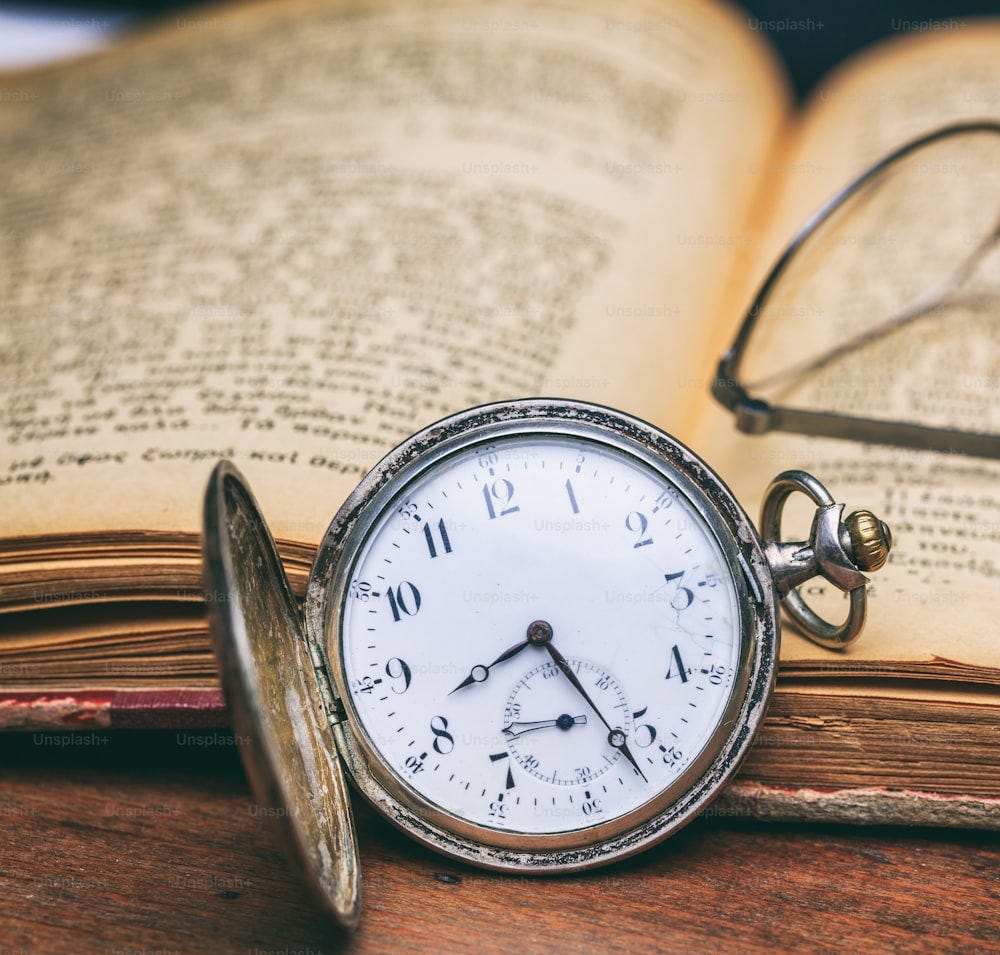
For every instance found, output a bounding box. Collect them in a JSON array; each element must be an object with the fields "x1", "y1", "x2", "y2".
[
  {"x1": 4, "y1": 695, "x2": 996, "y2": 830},
  {"x1": 0, "y1": 689, "x2": 227, "y2": 730},
  {"x1": 715, "y1": 781, "x2": 1000, "y2": 830}
]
